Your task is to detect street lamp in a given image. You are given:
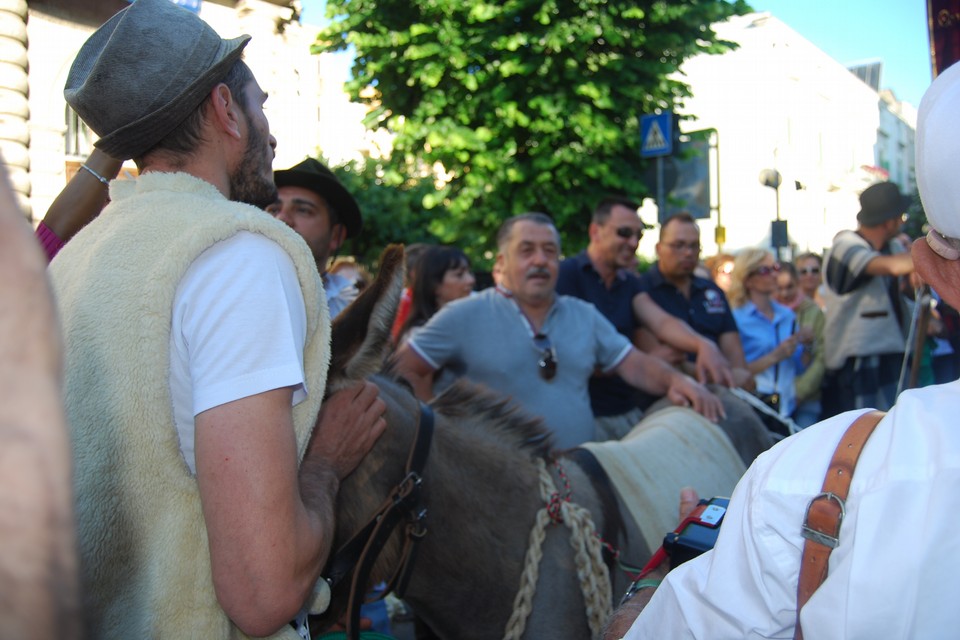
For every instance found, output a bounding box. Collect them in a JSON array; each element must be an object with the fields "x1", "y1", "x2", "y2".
[{"x1": 759, "y1": 168, "x2": 787, "y2": 260}]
